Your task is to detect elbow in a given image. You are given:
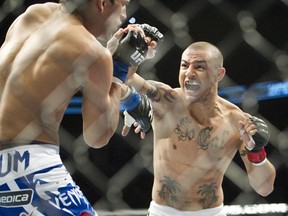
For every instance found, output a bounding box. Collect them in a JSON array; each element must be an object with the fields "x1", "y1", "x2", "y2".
[
  {"x1": 82, "y1": 112, "x2": 119, "y2": 148},
  {"x1": 256, "y1": 185, "x2": 274, "y2": 197},
  {"x1": 251, "y1": 177, "x2": 275, "y2": 197},
  {"x1": 249, "y1": 161, "x2": 276, "y2": 197},
  {"x1": 83, "y1": 128, "x2": 115, "y2": 149},
  {"x1": 85, "y1": 138, "x2": 109, "y2": 149}
]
